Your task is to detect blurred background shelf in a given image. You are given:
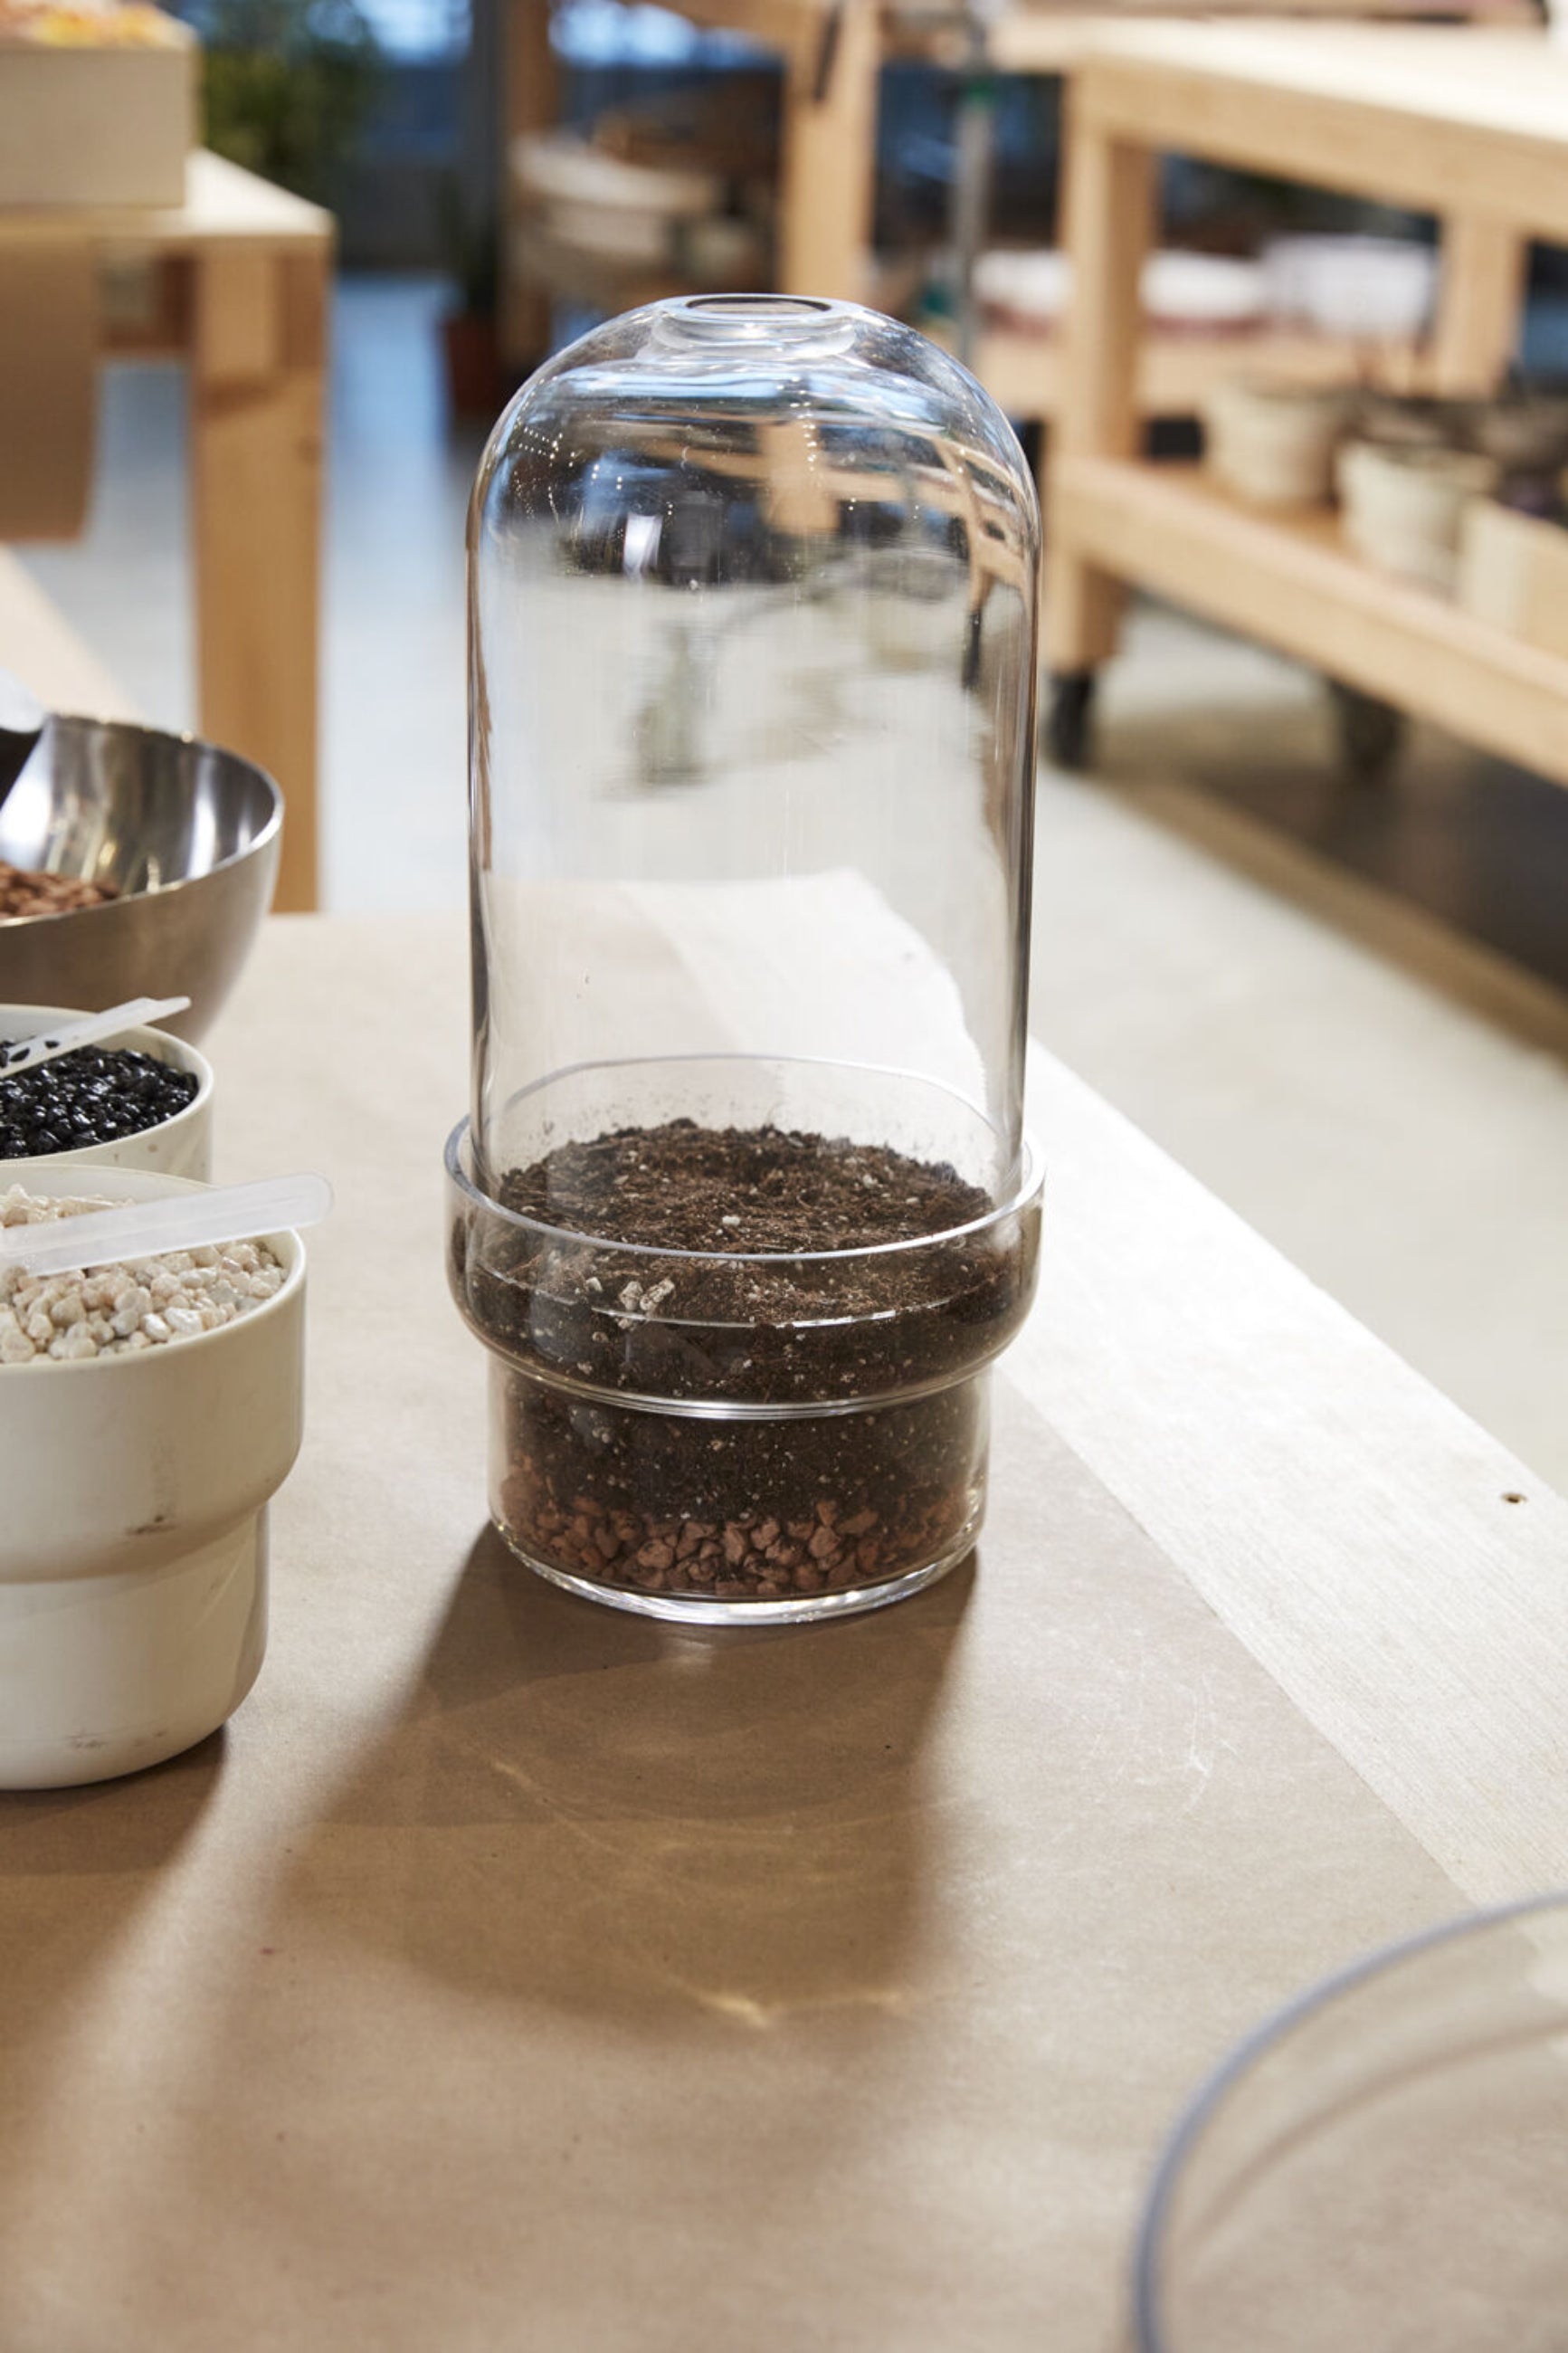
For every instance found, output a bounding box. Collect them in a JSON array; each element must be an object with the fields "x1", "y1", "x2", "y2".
[
  {"x1": 1046, "y1": 24, "x2": 1568, "y2": 788},
  {"x1": 974, "y1": 324, "x2": 1430, "y2": 421},
  {"x1": 0, "y1": 152, "x2": 331, "y2": 910},
  {"x1": 499, "y1": 0, "x2": 1537, "y2": 437},
  {"x1": 1055, "y1": 457, "x2": 1568, "y2": 782}
]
